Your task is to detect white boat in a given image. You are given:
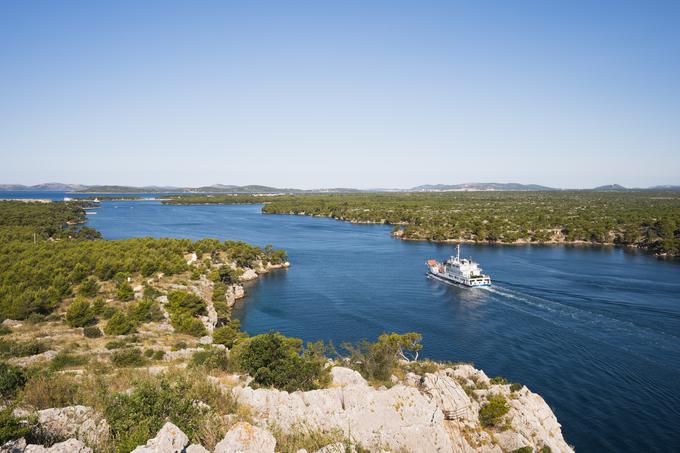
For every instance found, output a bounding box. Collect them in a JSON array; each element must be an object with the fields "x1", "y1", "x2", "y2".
[{"x1": 427, "y1": 245, "x2": 491, "y2": 287}]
